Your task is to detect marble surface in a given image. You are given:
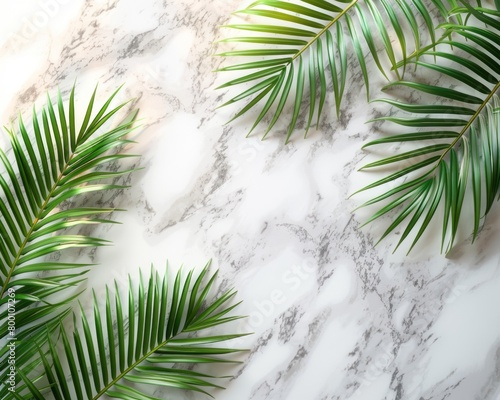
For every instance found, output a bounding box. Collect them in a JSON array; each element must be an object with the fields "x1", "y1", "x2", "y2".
[{"x1": 1, "y1": 1, "x2": 500, "y2": 399}]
